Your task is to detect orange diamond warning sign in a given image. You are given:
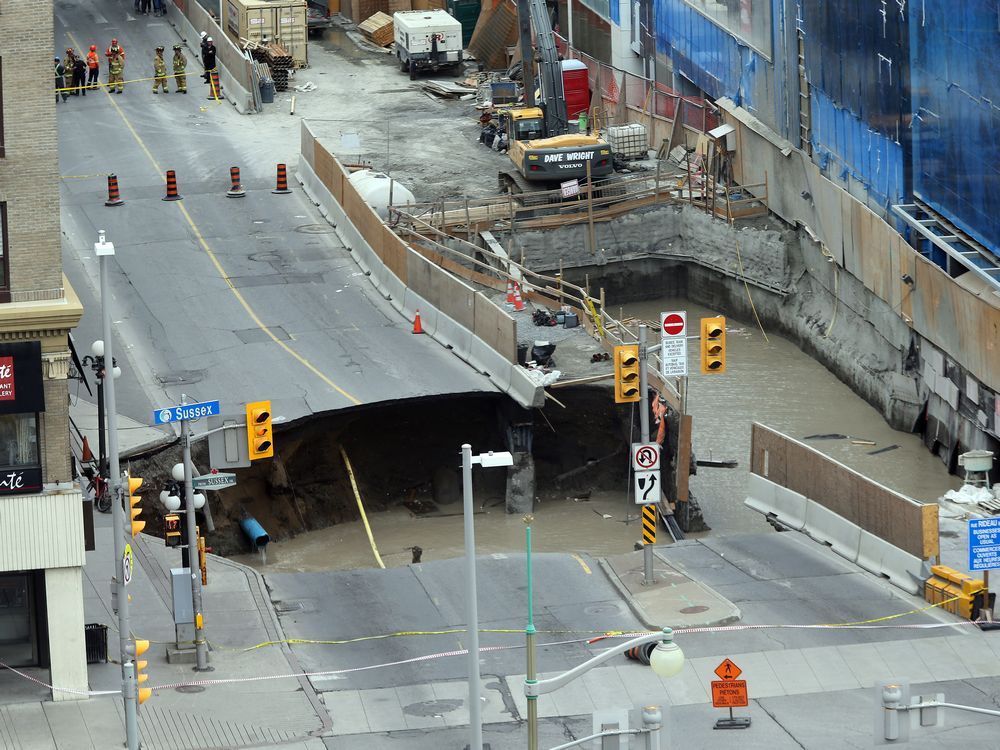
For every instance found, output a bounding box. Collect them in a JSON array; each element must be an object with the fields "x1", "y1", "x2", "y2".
[
  {"x1": 711, "y1": 680, "x2": 748, "y2": 708},
  {"x1": 714, "y1": 658, "x2": 742, "y2": 681}
]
